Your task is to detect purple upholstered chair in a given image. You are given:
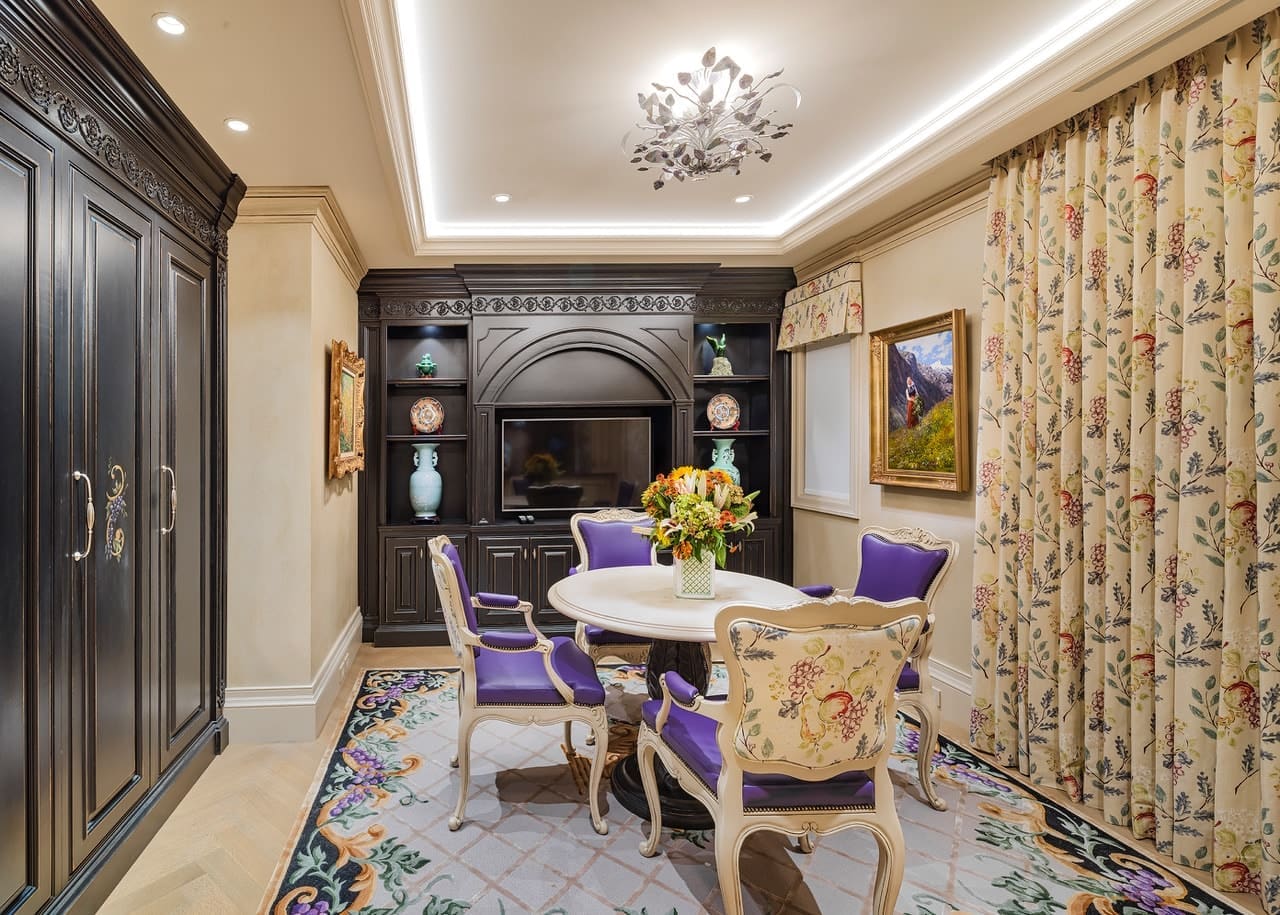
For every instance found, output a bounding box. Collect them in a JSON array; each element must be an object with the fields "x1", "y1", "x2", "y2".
[
  {"x1": 852, "y1": 525, "x2": 957, "y2": 811},
  {"x1": 426, "y1": 534, "x2": 610, "y2": 835},
  {"x1": 569, "y1": 509, "x2": 657, "y2": 667},
  {"x1": 637, "y1": 597, "x2": 927, "y2": 915}
]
